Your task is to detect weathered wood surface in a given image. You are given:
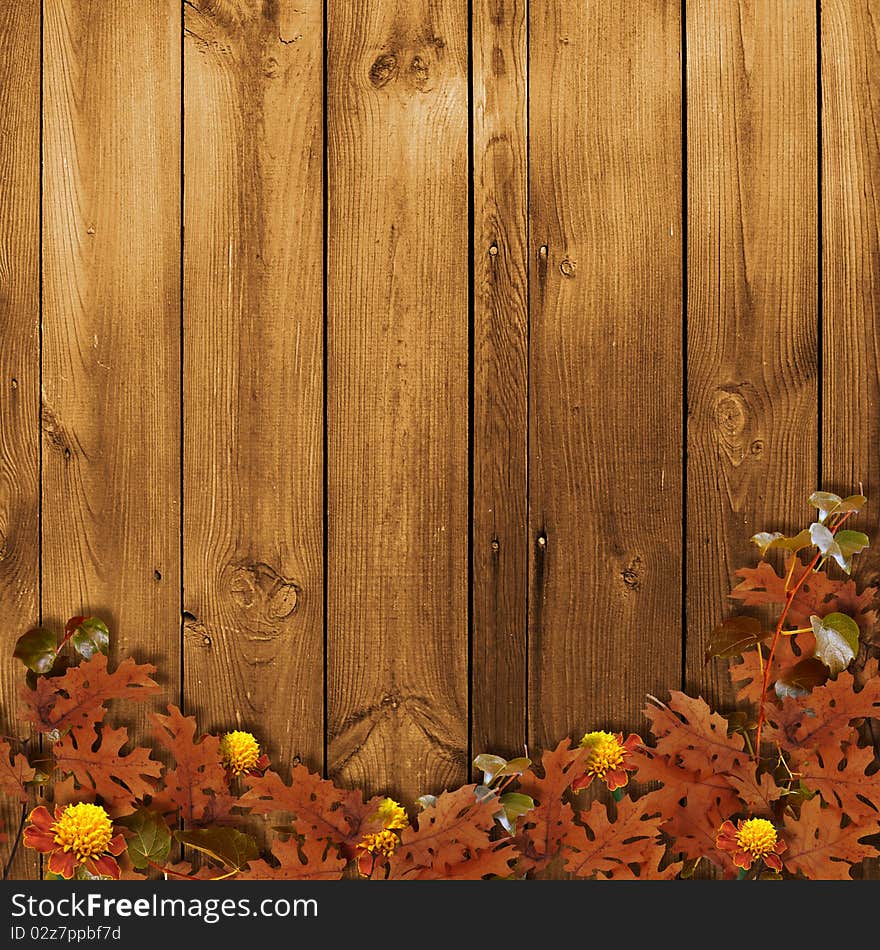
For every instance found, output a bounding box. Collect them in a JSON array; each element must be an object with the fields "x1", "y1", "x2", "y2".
[
  {"x1": 183, "y1": 0, "x2": 325, "y2": 771},
  {"x1": 0, "y1": 0, "x2": 40, "y2": 881},
  {"x1": 42, "y1": 2, "x2": 181, "y2": 738},
  {"x1": 686, "y1": 0, "x2": 818, "y2": 704},
  {"x1": 472, "y1": 0, "x2": 529, "y2": 762},
  {"x1": 528, "y1": 0, "x2": 683, "y2": 750},
  {"x1": 326, "y1": 0, "x2": 470, "y2": 799}
]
